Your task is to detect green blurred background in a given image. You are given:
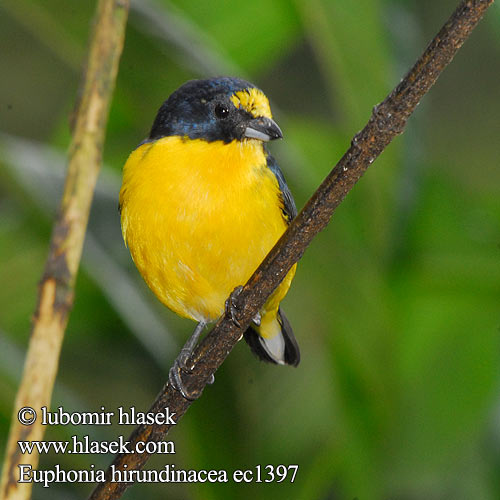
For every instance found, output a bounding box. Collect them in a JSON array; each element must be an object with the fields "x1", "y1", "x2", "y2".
[{"x1": 1, "y1": 0, "x2": 500, "y2": 498}]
